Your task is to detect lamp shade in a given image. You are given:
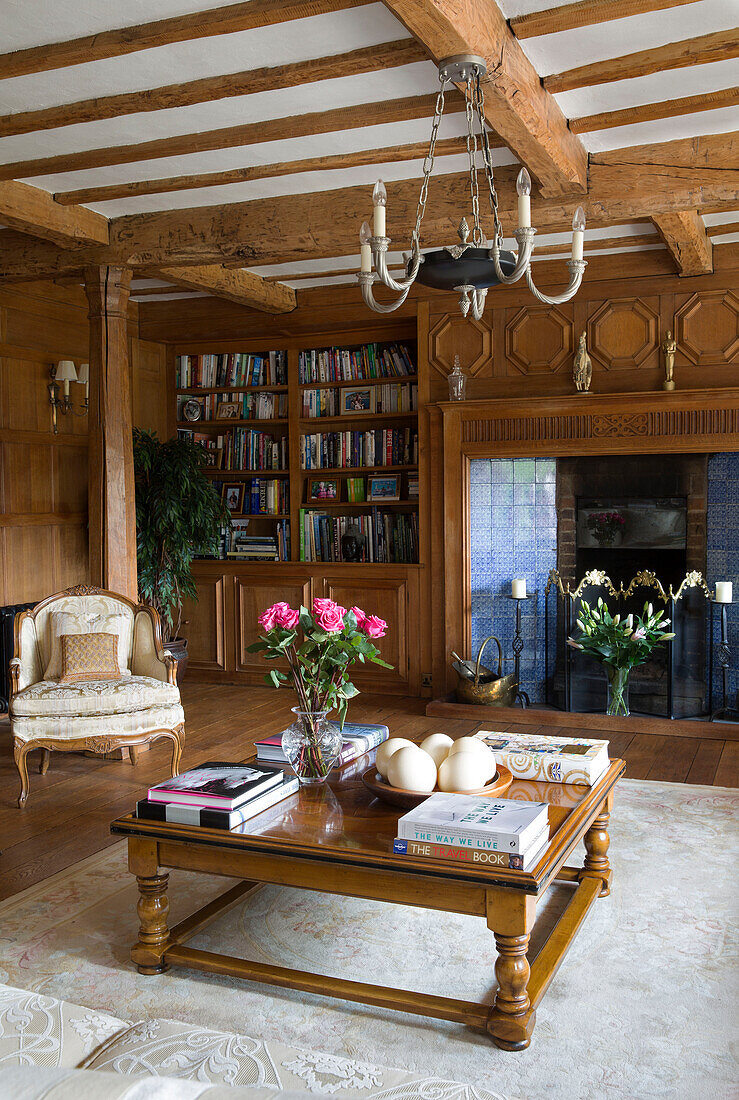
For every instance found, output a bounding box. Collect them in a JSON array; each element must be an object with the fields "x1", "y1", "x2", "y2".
[
  {"x1": 56, "y1": 360, "x2": 78, "y2": 383},
  {"x1": 76, "y1": 363, "x2": 89, "y2": 385}
]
